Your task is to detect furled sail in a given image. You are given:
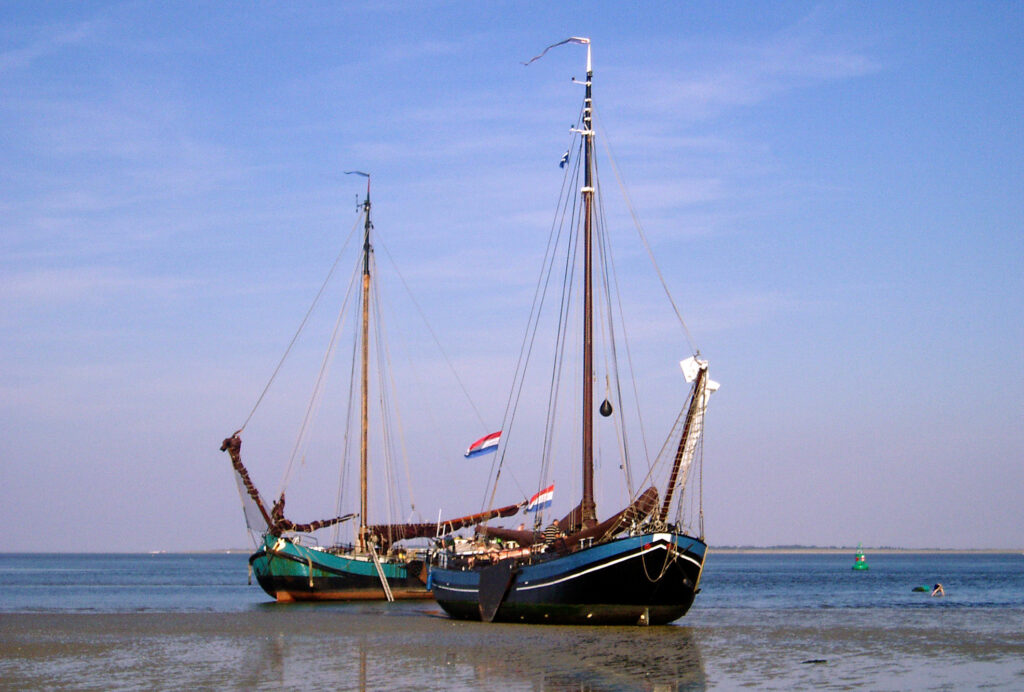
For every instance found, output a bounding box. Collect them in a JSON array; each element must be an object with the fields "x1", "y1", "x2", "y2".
[
  {"x1": 220, "y1": 434, "x2": 354, "y2": 537},
  {"x1": 569, "y1": 486, "x2": 660, "y2": 548},
  {"x1": 223, "y1": 433, "x2": 522, "y2": 546},
  {"x1": 658, "y1": 357, "x2": 719, "y2": 521},
  {"x1": 220, "y1": 434, "x2": 271, "y2": 529},
  {"x1": 366, "y1": 501, "x2": 525, "y2": 551},
  {"x1": 477, "y1": 486, "x2": 660, "y2": 548}
]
